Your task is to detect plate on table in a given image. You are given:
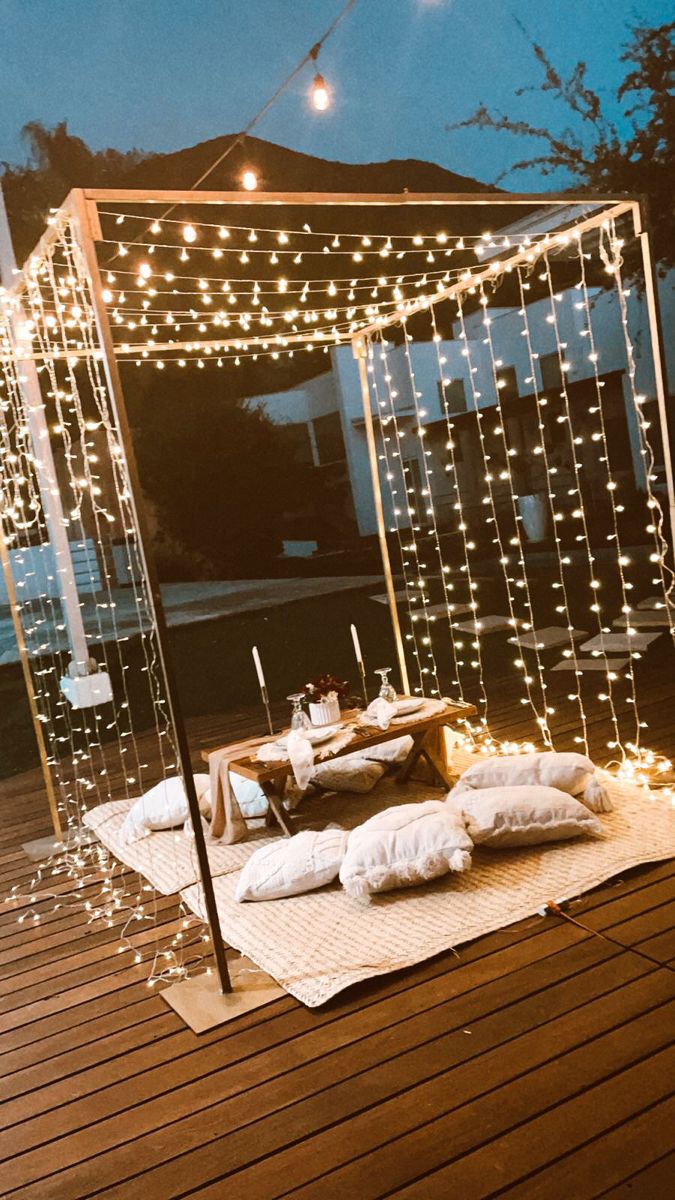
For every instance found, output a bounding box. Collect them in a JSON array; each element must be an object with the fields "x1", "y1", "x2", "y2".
[
  {"x1": 276, "y1": 725, "x2": 340, "y2": 749},
  {"x1": 393, "y1": 698, "x2": 425, "y2": 717}
]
